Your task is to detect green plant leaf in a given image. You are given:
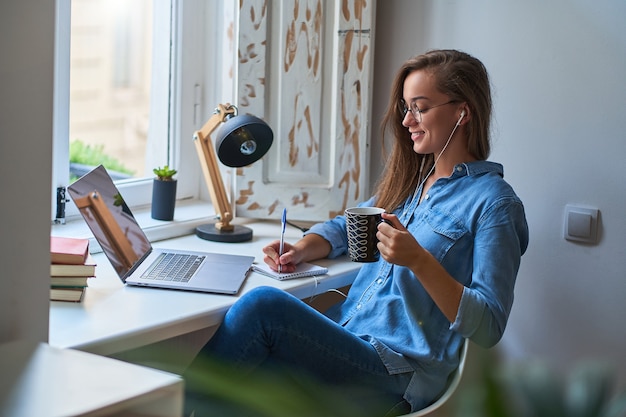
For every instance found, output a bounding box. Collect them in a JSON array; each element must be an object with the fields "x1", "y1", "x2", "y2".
[
  {"x1": 566, "y1": 361, "x2": 614, "y2": 417},
  {"x1": 602, "y1": 392, "x2": 626, "y2": 417},
  {"x1": 184, "y1": 355, "x2": 390, "y2": 417},
  {"x1": 70, "y1": 139, "x2": 134, "y2": 176},
  {"x1": 153, "y1": 165, "x2": 177, "y2": 180},
  {"x1": 508, "y1": 362, "x2": 567, "y2": 417}
]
